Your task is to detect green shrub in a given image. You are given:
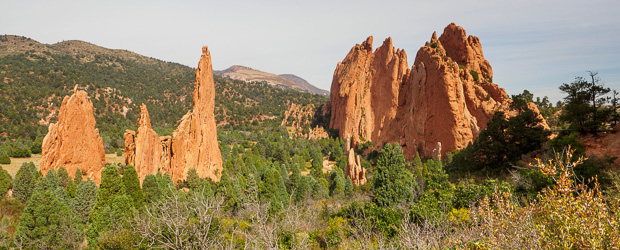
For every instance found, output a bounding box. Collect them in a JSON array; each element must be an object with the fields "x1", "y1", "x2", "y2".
[
  {"x1": 430, "y1": 42, "x2": 438, "y2": 48},
  {"x1": 0, "y1": 155, "x2": 9, "y2": 164},
  {"x1": 470, "y1": 70, "x2": 479, "y2": 82}
]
